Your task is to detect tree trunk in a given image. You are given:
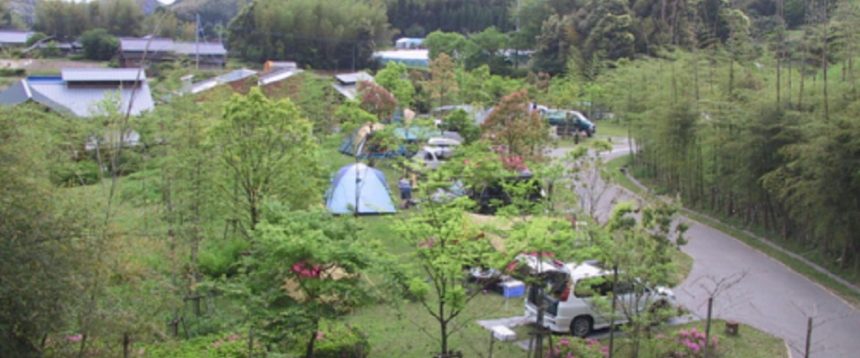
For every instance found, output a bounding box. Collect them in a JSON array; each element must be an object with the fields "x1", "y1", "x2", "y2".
[
  {"x1": 123, "y1": 332, "x2": 130, "y2": 358},
  {"x1": 305, "y1": 320, "x2": 319, "y2": 358}
]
